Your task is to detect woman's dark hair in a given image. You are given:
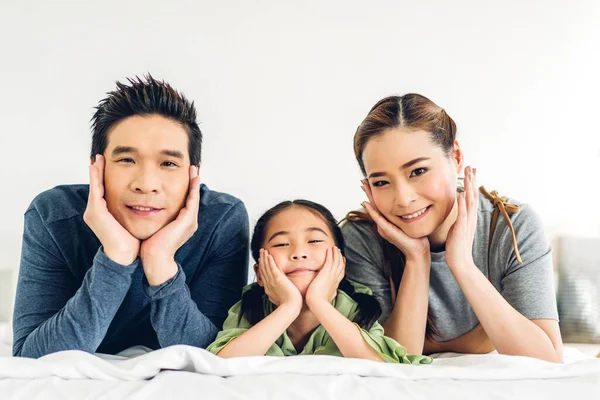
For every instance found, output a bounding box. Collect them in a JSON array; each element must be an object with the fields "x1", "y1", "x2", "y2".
[
  {"x1": 90, "y1": 74, "x2": 203, "y2": 165},
  {"x1": 241, "y1": 200, "x2": 382, "y2": 330},
  {"x1": 346, "y1": 93, "x2": 456, "y2": 340}
]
